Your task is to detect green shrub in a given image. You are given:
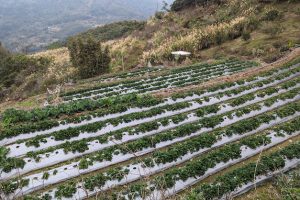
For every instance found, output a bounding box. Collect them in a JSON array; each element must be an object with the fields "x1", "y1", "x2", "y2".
[
  {"x1": 242, "y1": 30, "x2": 251, "y2": 41},
  {"x1": 0, "y1": 55, "x2": 50, "y2": 88},
  {"x1": 171, "y1": 0, "x2": 222, "y2": 12},
  {"x1": 262, "y1": 24, "x2": 283, "y2": 37},
  {"x1": 0, "y1": 47, "x2": 51, "y2": 101},
  {"x1": 215, "y1": 30, "x2": 226, "y2": 45},
  {"x1": 46, "y1": 41, "x2": 66, "y2": 50},
  {"x1": 155, "y1": 11, "x2": 165, "y2": 19},
  {"x1": 72, "y1": 21, "x2": 145, "y2": 42},
  {"x1": 0, "y1": 41, "x2": 10, "y2": 59},
  {"x1": 67, "y1": 38, "x2": 111, "y2": 79},
  {"x1": 263, "y1": 9, "x2": 281, "y2": 21}
]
